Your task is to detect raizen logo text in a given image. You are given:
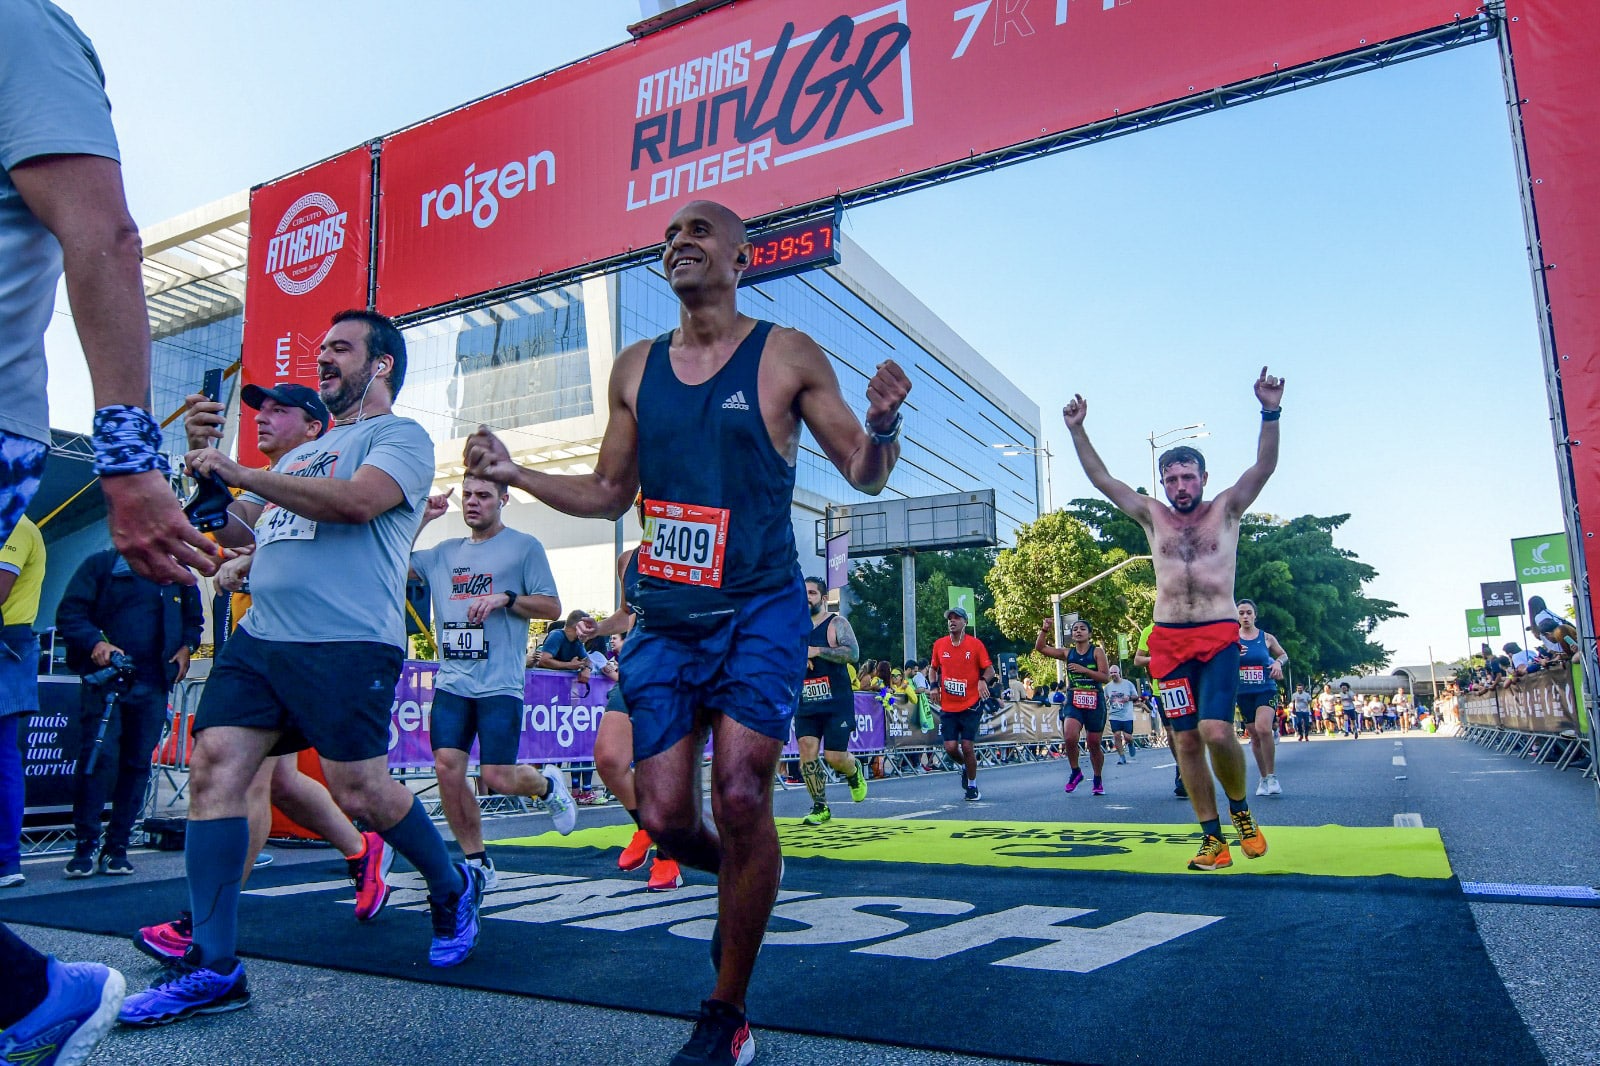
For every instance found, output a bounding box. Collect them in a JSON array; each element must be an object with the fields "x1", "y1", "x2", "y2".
[
  {"x1": 419, "y1": 151, "x2": 557, "y2": 231},
  {"x1": 265, "y1": 192, "x2": 347, "y2": 297},
  {"x1": 627, "y1": 4, "x2": 913, "y2": 211},
  {"x1": 389, "y1": 698, "x2": 602, "y2": 751},
  {"x1": 258, "y1": 868, "x2": 1221, "y2": 974}
]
